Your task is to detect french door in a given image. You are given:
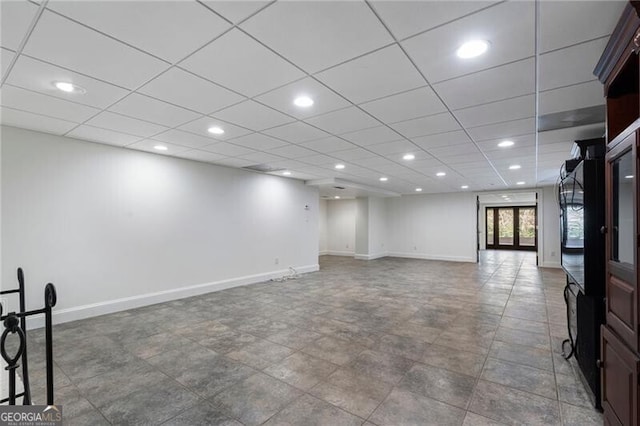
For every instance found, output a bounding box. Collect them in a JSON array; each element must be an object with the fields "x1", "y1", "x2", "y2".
[{"x1": 486, "y1": 206, "x2": 537, "y2": 251}]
